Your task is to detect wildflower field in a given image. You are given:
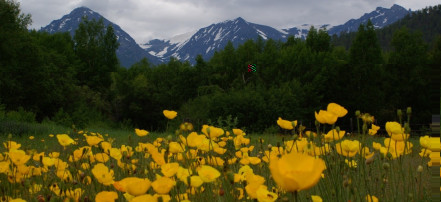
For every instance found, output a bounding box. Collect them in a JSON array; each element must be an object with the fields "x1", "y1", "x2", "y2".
[{"x1": 0, "y1": 104, "x2": 439, "y2": 202}]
